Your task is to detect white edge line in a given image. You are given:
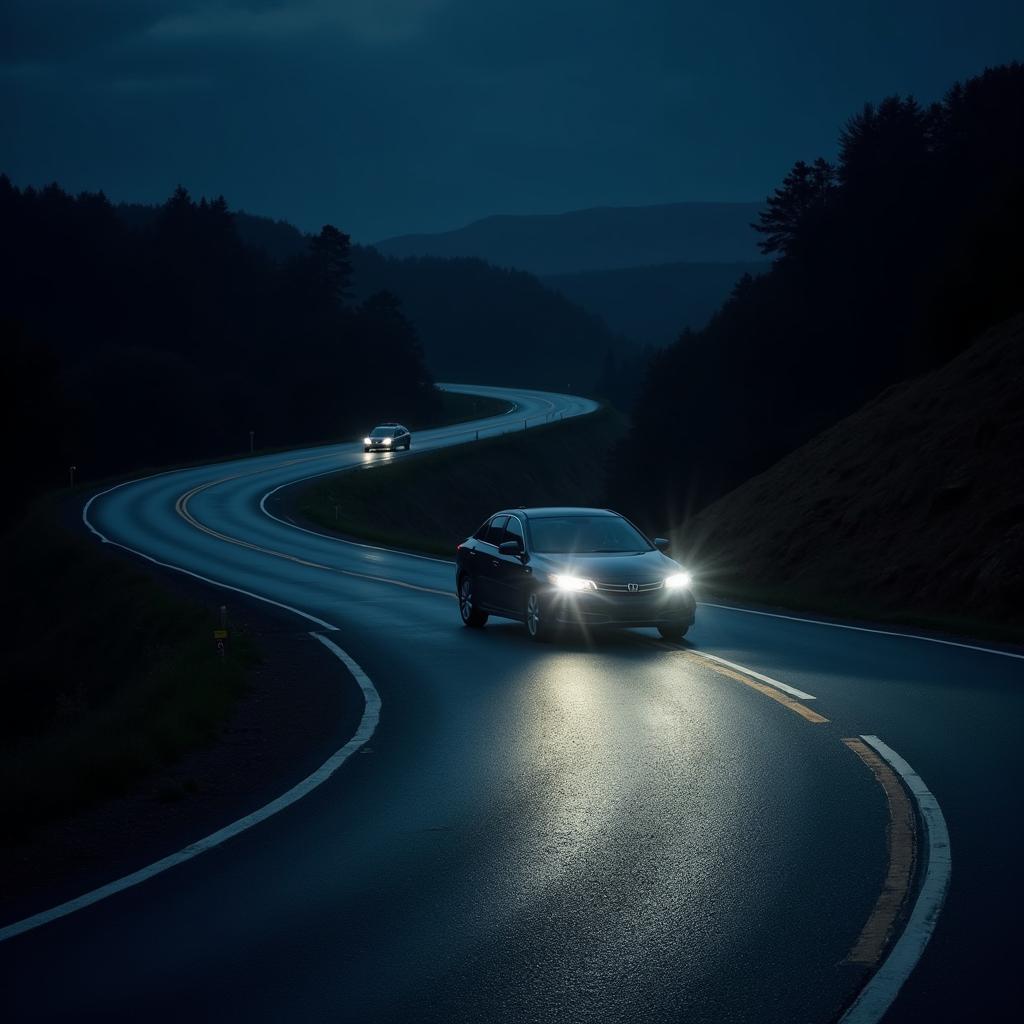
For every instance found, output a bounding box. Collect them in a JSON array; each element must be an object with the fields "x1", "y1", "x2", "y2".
[
  {"x1": 0, "y1": 633, "x2": 380, "y2": 944},
  {"x1": 0, "y1": 490, "x2": 379, "y2": 943},
  {"x1": 839, "y1": 735, "x2": 952, "y2": 1024},
  {"x1": 689, "y1": 650, "x2": 817, "y2": 700},
  {"x1": 703, "y1": 602, "x2": 1024, "y2": 662},
  {"x1": 83, "y1": 485, "x2": 338, "y2": 630}
]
